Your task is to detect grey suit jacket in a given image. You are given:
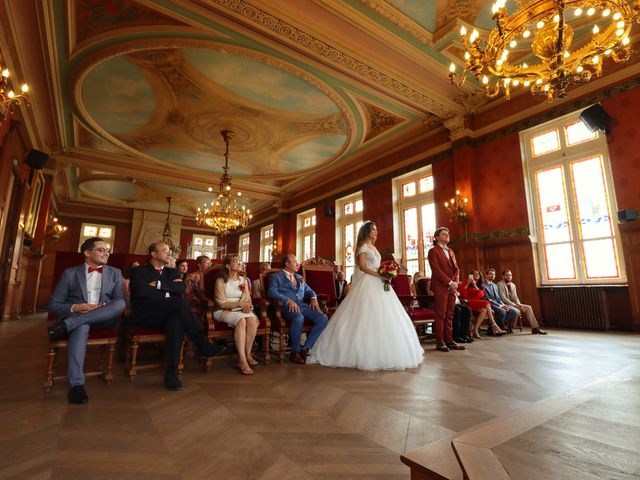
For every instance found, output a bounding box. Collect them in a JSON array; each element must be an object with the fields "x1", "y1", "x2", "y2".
[
  {"x1": 497, "y1": 280, "x2": 521, "y2": 306},
  {"x1": 483, "y1": 281, "x2": 505, "y2": 309},
  {"x1": 48, "y1": 264, "x2": 125, "y2": 318}
]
